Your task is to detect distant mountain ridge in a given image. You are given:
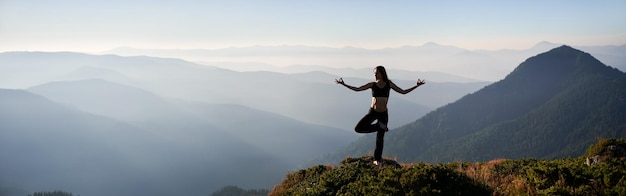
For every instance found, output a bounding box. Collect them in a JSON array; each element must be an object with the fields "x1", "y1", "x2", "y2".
[
  {"x1": 103, "y1": 42, "x2": 626, "y2": 81},
  {"x1": 317, "y1": 45, "x2": 626, "y2": 164}
]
